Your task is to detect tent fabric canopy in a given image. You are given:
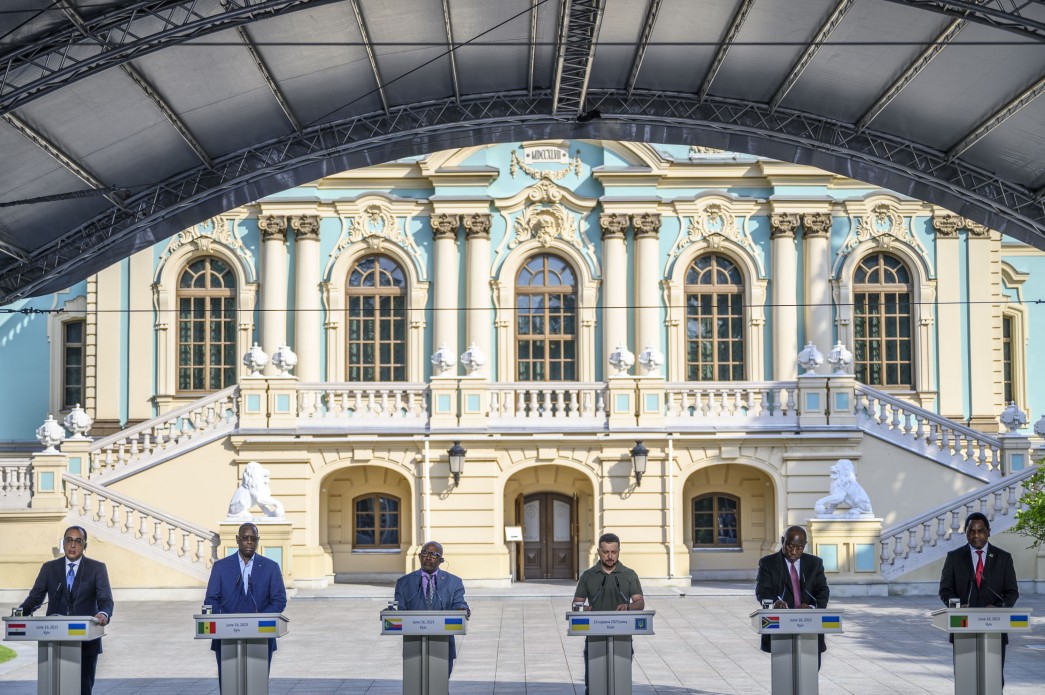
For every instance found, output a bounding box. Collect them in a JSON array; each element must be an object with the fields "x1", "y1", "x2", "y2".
[{"x1": 1, "y1": 0, "x2": 1044, "y2": 302}]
